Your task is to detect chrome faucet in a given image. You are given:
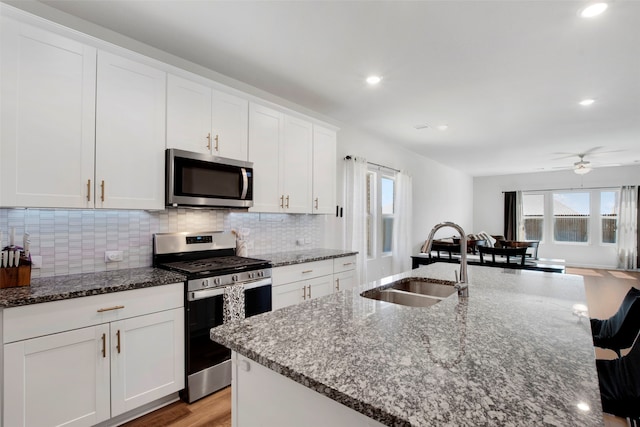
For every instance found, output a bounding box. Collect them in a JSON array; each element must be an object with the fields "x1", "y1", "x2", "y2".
[{"x1": 424, "y1": 222, "x2": 469, "y2": 297}]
